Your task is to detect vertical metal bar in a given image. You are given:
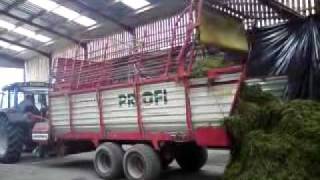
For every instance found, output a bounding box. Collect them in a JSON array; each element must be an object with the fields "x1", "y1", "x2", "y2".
[
  {"x1": 83, "y1": 44, "x2": 88, "y2": 60},
  {"x1": 48, "y1": 92, "x2": 53, "y2": 136},
  {"x1": 249, "y1": 0, "x2": 253, "y2": 18},
  {"x1": 96, "y1": 90, "x2": 105, "y2": 137},
  {"x1": 230, "y1": 66, "x2": 246, "y2": 114},
  {"x1": 267, "y1": 2, "x2": 271, "y2": 26},
  {"x1": 306, "y1": 0, "x2": 310, "y2": 15},
  {"x1": 183, "y1": 78, "x2": 193, "y2": 135},
  {"x1": 135, "y1": 81, "x2": 144, "y2": 137},
  {"x1": 68, "y1": 94, "x2": 74, "y2": 133},
  {"x1": 316, "y1": 0, "x2": 320, "y2": 14},
  {"x1": 48, "y1": 54, "x2": 53, "y2": 91}
]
